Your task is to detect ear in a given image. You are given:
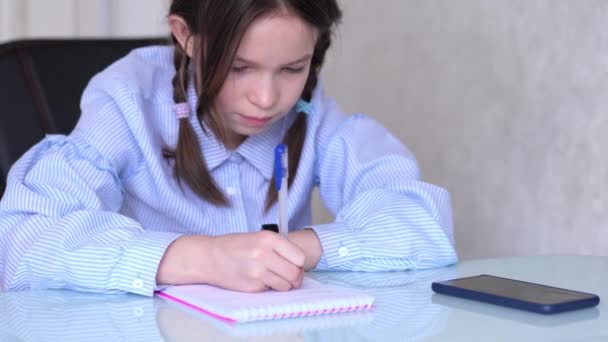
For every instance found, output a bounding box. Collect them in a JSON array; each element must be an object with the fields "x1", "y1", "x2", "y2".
[{"x1": 169, "y1": 14, "x2": 195, "y2": 57}]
